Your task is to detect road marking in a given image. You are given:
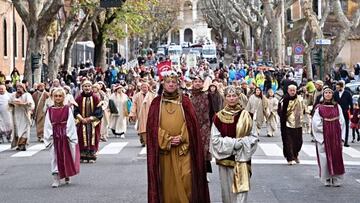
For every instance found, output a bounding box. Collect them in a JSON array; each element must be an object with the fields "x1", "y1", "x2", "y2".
[
  {"x1": 98, "y1": 142, "x2": 128, "y2": 155},
  {"x1": 11, "y1": 144, "x2": 46, "y2": 157},
  {"x1": 139, "y1": 147, "x2": 146, "y2": 155},
  {"x1": 258, "y1": 143, "x2": 283, "y2": 156},
  {"x1": 301, "y1": 144, "x2": 317, "y2": 157},
  {"x1": 251, "y1": 159, "x2": 360, "y2": 166},
  {"x1": 0, "y1": 144, "x2": 11, "y2": 152},
  {"x1": 343, "y1": 147, "x2": 360, "y2": 158},
  {"x1": 356, "y1": 179, "x2": 360, "y2": 184}
]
